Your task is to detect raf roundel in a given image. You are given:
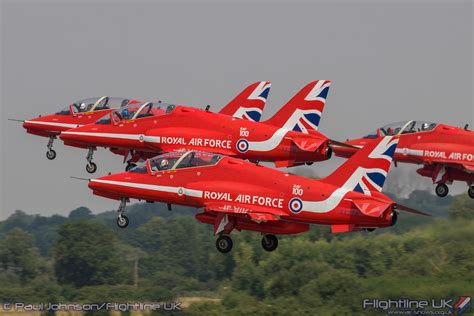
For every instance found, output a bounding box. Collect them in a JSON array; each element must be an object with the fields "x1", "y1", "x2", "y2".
[
  {"x1": 289, "y1": 197, "x2": 303, "y2": 214},
  {"x1": 236, "y1": 139, "x2": 249, "y2": 153}
]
